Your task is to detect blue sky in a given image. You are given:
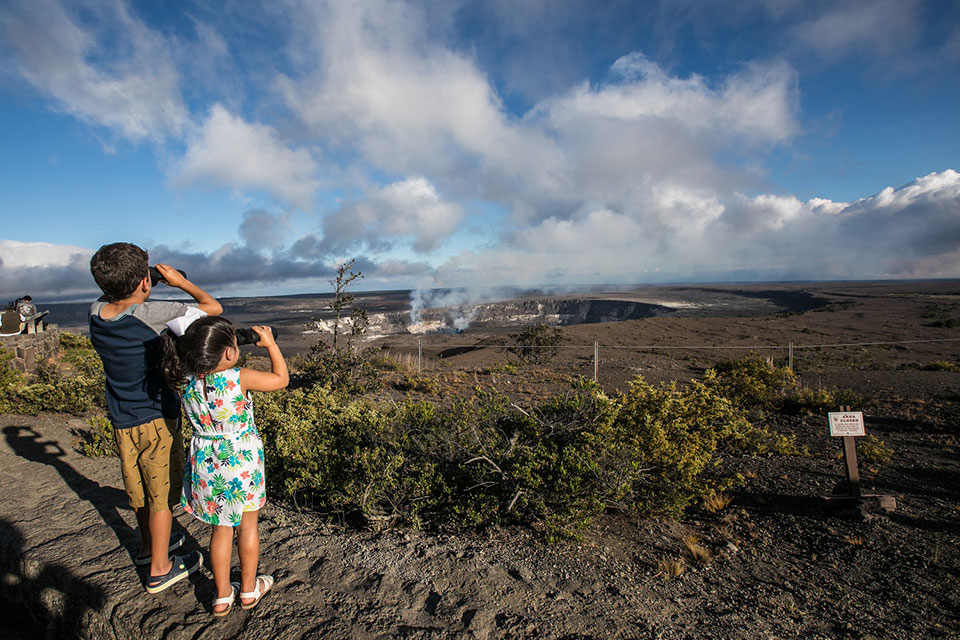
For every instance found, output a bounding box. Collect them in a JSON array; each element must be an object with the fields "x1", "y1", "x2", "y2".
[{"x1": 1, "y1": 0, "x2": 959, "y2": 302}]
